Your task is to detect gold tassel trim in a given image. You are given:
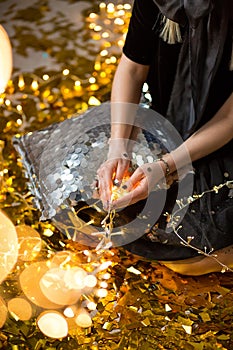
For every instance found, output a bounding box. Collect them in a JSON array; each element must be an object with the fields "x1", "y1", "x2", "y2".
[{"x1": 160, "y1": 16, "x2": 182, "y2": 44}]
